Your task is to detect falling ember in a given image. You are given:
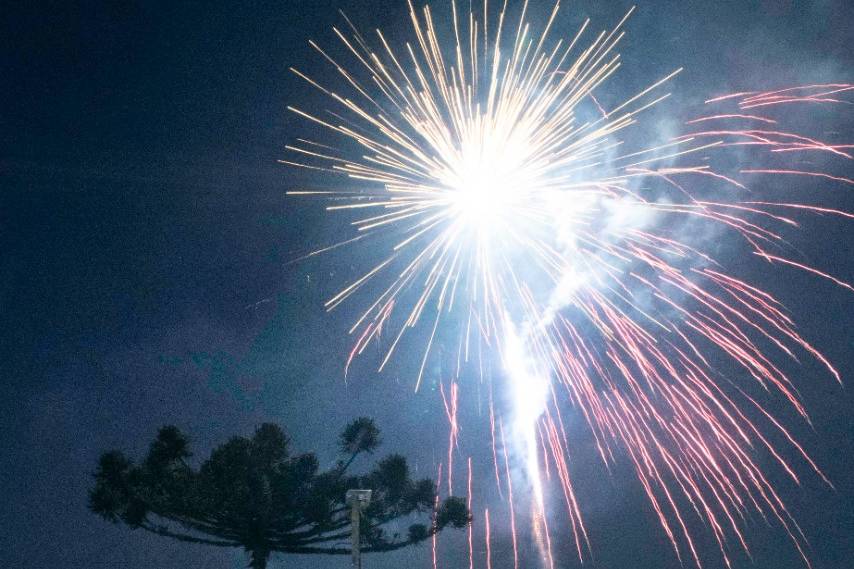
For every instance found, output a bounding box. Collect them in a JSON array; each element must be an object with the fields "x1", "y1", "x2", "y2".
[{"x1": 283, "y1": 0, "x2": 852, "y2": 567}]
